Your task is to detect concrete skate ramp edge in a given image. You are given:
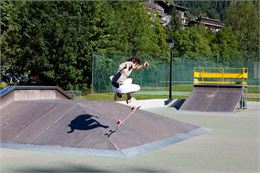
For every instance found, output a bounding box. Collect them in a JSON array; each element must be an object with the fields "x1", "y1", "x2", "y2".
[
  {"x1": 0, "y1": 127, "x2": 209, "y2": 158},
  {"x1": 0, "y1": 86, "x2": 72, "y2": 109},
  {"x1": 0, "y1": 99, "x2": 209, "y2": 157},
  {"x1": 180, "y1": 85, "x2": 243, "y2": 112}
]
